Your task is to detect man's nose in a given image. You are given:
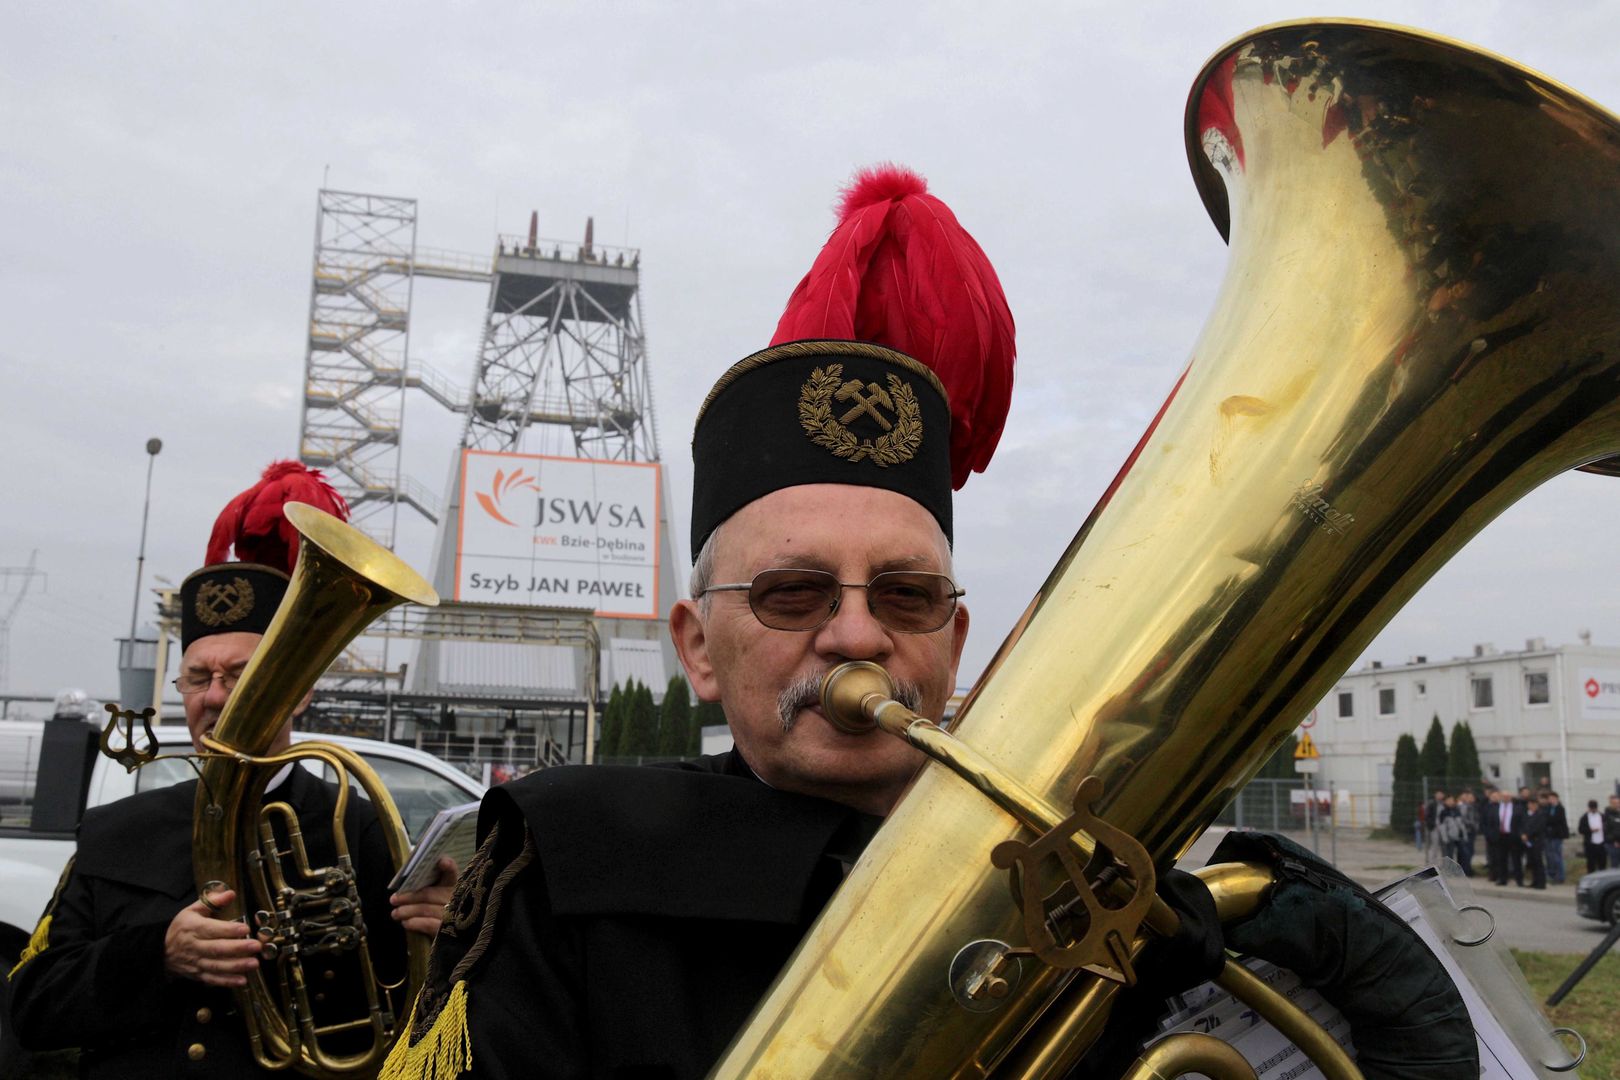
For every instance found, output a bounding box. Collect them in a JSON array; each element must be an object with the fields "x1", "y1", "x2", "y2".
[
  {"x1": 814, "y1": 588, "x2": 892, "y2": 659},
  {"x1": 201, "y1": 674, "x2": 233, "y2": 709}
]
